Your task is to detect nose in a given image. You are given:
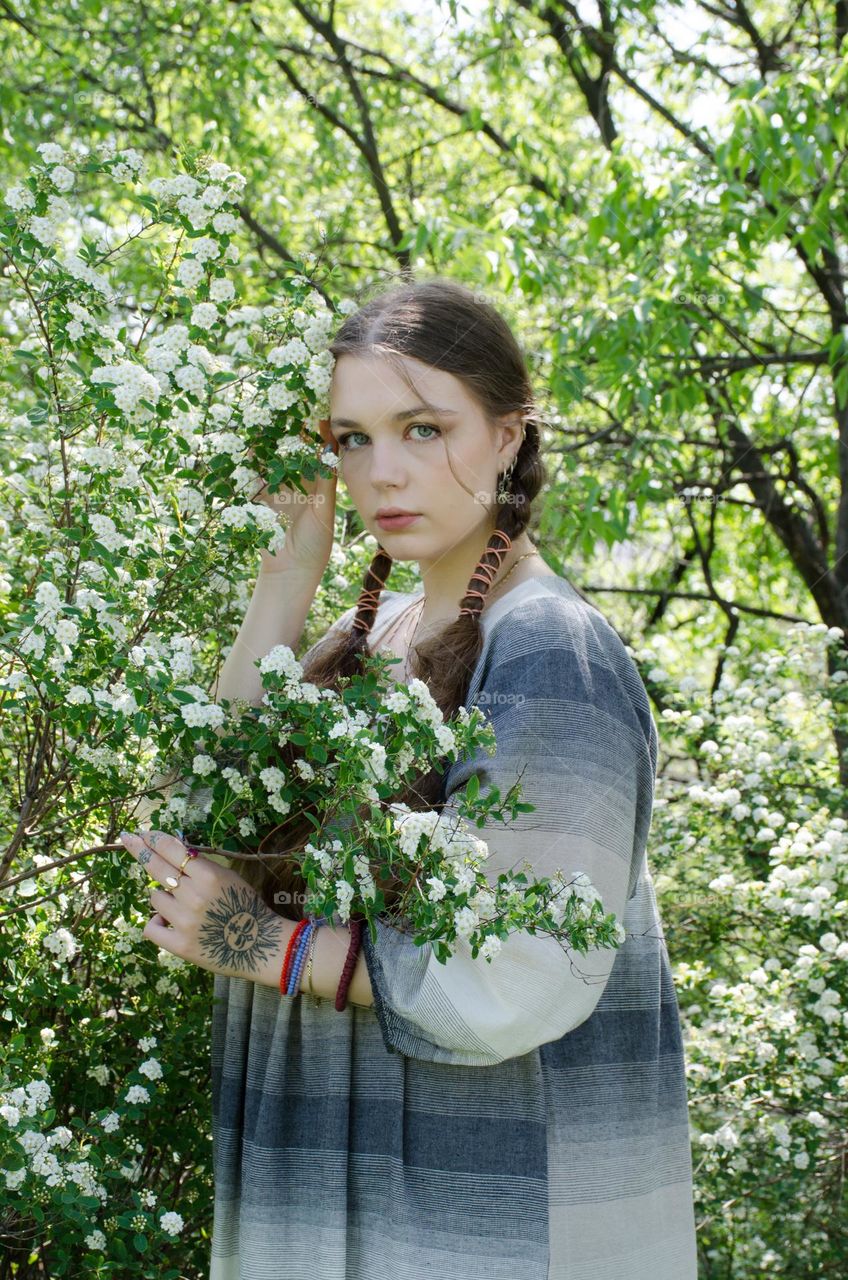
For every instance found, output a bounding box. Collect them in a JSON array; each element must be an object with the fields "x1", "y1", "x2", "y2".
[{"x1": 366, "y1": 438, "x2": 409, "y2": 488}]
